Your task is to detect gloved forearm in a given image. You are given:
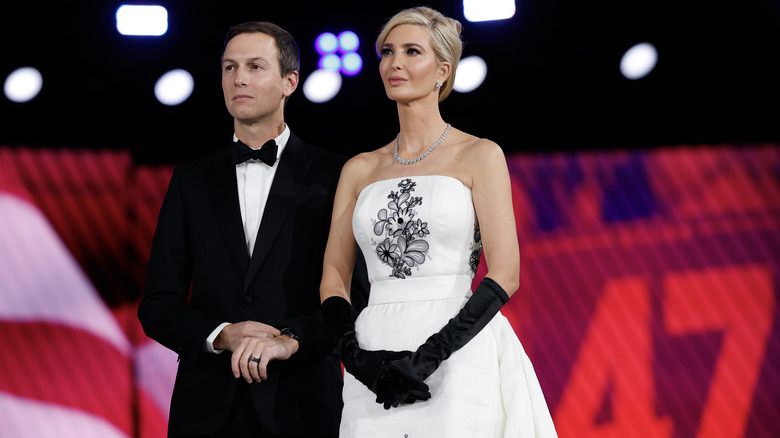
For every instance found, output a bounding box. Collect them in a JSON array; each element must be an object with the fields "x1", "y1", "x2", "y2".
[{"x1": 322, "y1": 295, "x2": 428, "y2": 405}]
